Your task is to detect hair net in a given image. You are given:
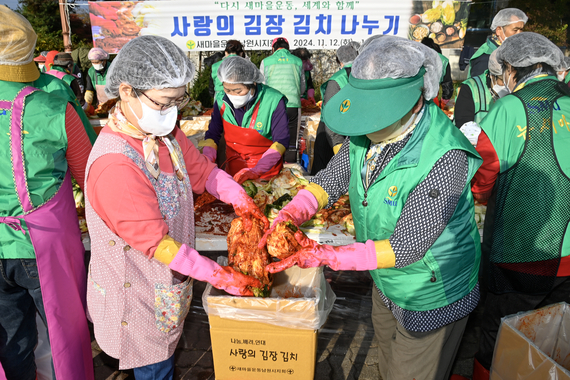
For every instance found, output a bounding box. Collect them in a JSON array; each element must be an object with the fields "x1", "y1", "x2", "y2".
[
  {"x1": 491, "y1": 8, "x2": 528, "y2": 31},
  {"x1": 88, "y1": 47, "x2": 109, "y2": 61},
  {"x1": 358, "y1": 35, "x2": 385, "y2": 53},
  {"x1": 53, "y1": 53, "x2": 73, "y2": 66},
  {"x1": 352, "y1": 36, "x2": 442, "y2": 100},
  {"x1": 0, "y1": 5, "x2": 36, "y2": 65},
  {"x1": 495, "y1": 32, "x2": 564, "y2": 70},
  {"x1": 336, "y1": 42, "x2": 360, "y2": 64},
  {"x1": 105, "y1": 35, "x2": 195, "y2": 98},
  {"x1": 488, "y1": 49, "x2": 503, "y2": 76},
  {"x1": 560, "y1": 56, "x2": 570, "y2": 71},
  {"x1": 217, "y1": 55, "x2": 264, "y2": 84}
]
